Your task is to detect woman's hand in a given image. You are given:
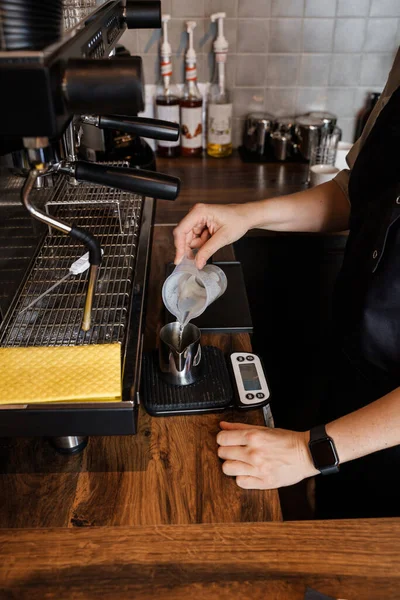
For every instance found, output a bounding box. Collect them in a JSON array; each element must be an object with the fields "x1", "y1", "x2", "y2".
[
  {"x1": 173, "y1": 203, "x2": 253, "y2": 269},
  {"x1": 216, "y1": 421, "x2": 318, "y2": 489}
]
